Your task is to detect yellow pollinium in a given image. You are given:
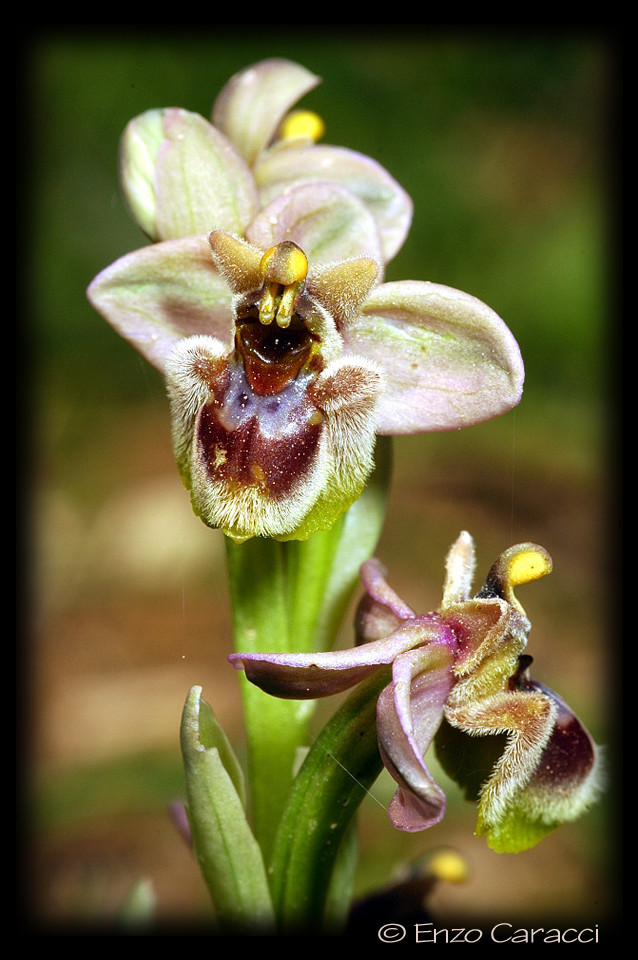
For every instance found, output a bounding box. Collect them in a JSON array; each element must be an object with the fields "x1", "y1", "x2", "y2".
[
  {"x1": 278, "y1": 109, "x2": 325, "y2": 143},
  {"x1": 427, "y1": 849, "x2": 469, "y2": 885},
  {"x1": 480, "y1": 542, "x2": 553, "y2": 612},
  {"x1": 505, "y1": 545, "x2": 553, "y2": 588},
  {"x1": 259, "y1": 242, "x2": 309, "y2": 328}
]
